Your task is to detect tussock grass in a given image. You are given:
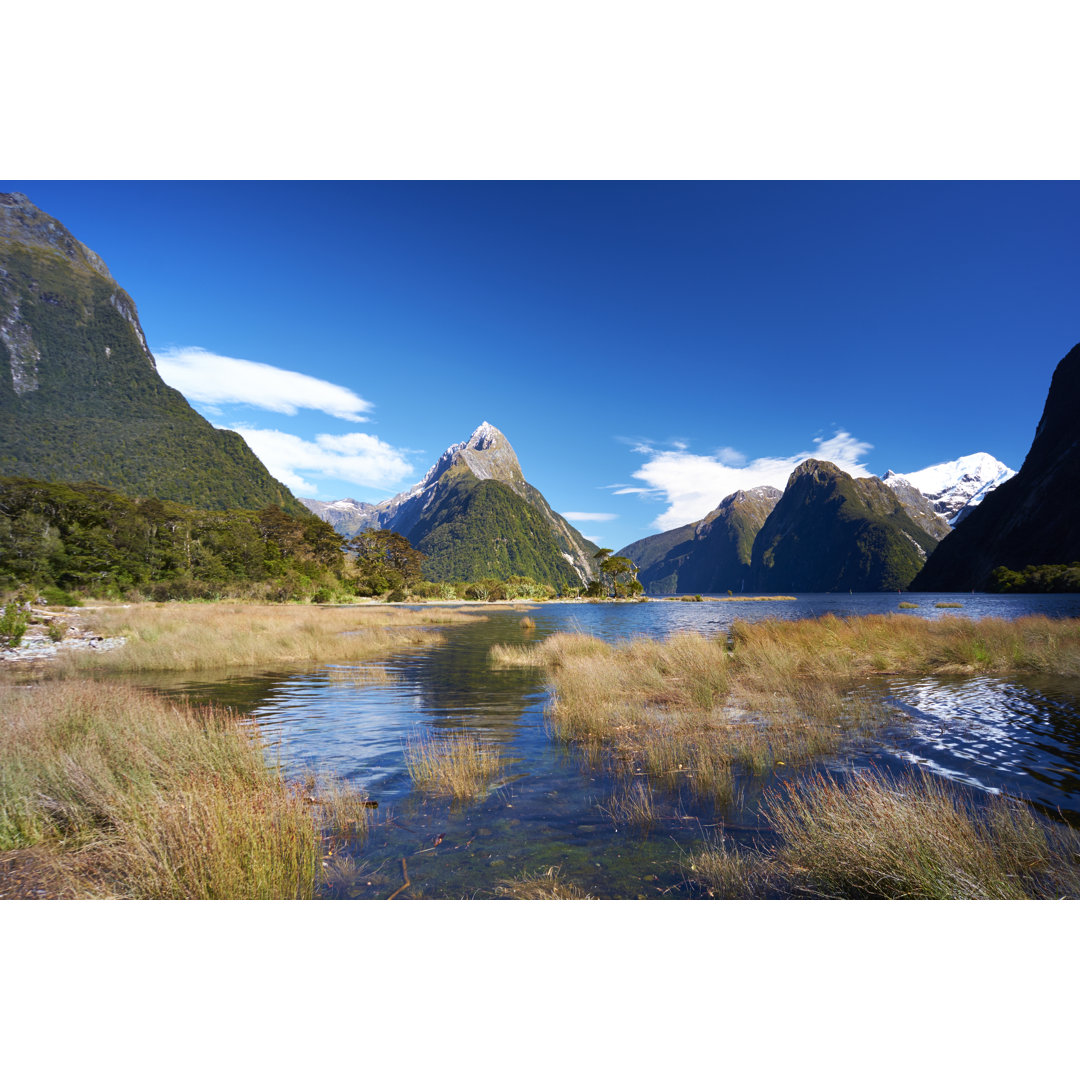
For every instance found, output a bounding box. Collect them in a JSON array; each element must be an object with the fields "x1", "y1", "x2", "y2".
[
  {"x1": 936, "y1": 602, "x2": 963, "y2": 608},
  {"x1": 600, "y1": 781, "x2": 659, "y2": 832},
  {"x1": 489, "y1": 631, "x2": 612, "y2": 669},
  {"x1": 898, "y1": 601, "x2": 919, "y2": 609},
  {"x1": 503, "y1": 616, "x2": 1080, "y2": 804},
  {"x1": 323, "y1": 665, "x2": 398, "y2": 687},
  {"x1": 55, "y1": 603, "x2": 485, "y2": 673},
  {"x1": 765, "y1": 769, "x2": 1080, "y2": 899},
  {"x1": 0, "y1": 680, "x2": 349, "y2": 899},
  {"x1": 685, "y1": 831, "x2": 776, "y2": 899},
  {"x1": 404, "y1": 733, "x2": 505, "y2": 800},
  {"x1": 684, "y1": 769, "x2": 1080, "y2": 900},
  {"x1": 495, "y1": 865, "x2": 594, "y2": 899},
  {"x1": 519, "y1": 616, "x2": 536, "y2": 629}
]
